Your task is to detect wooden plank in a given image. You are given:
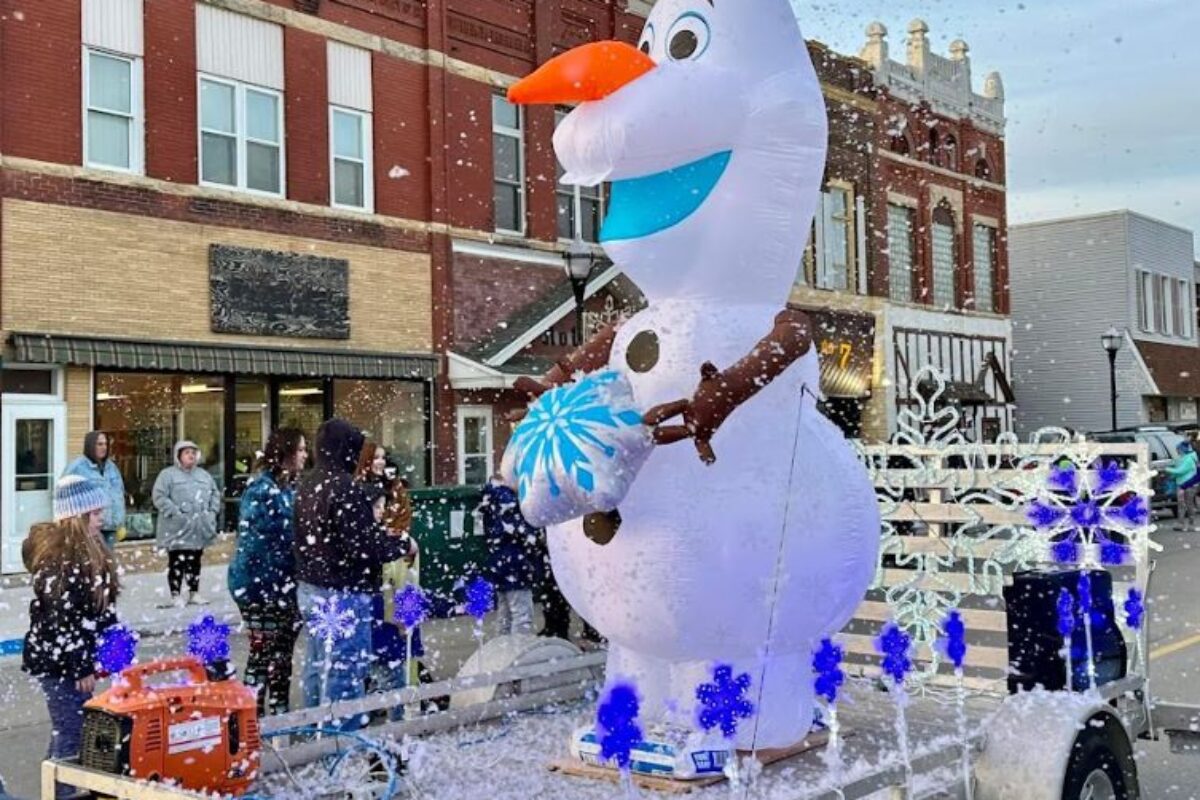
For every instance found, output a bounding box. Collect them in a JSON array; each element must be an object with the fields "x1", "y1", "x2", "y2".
[
  {"x1": 884, "y1": 501, "x2": 1027, "y2": 526},
  {"x1": 879, "y1": 536, "x2": 1017, "y2": 560},
  {"x1": 841, "y1": 633, "x2": 1010, "y2": 671},
  {"x1": 547, "y1": 729, "x2": 842, "y2": 794},
  {"x1": 878, "y1": 568, "x2": 1005, "y2": 595},
  {"x1": 852, "y1": 600, "x2": 1008, "y2": 632},
  {"x1": 42, "y1": 762, "x2": 206, "y2": 800}
]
